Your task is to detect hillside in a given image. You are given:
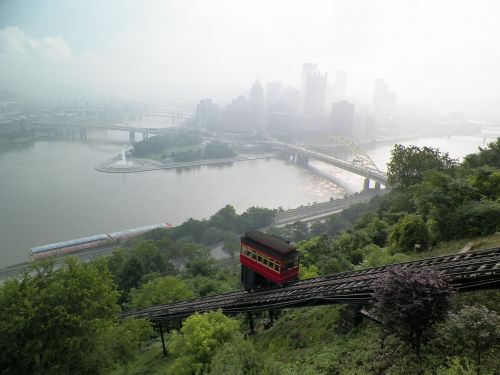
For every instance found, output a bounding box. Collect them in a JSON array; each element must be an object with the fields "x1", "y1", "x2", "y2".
[{"x1": 1, "y1": 139, "x2": 499, "y2": 375}]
